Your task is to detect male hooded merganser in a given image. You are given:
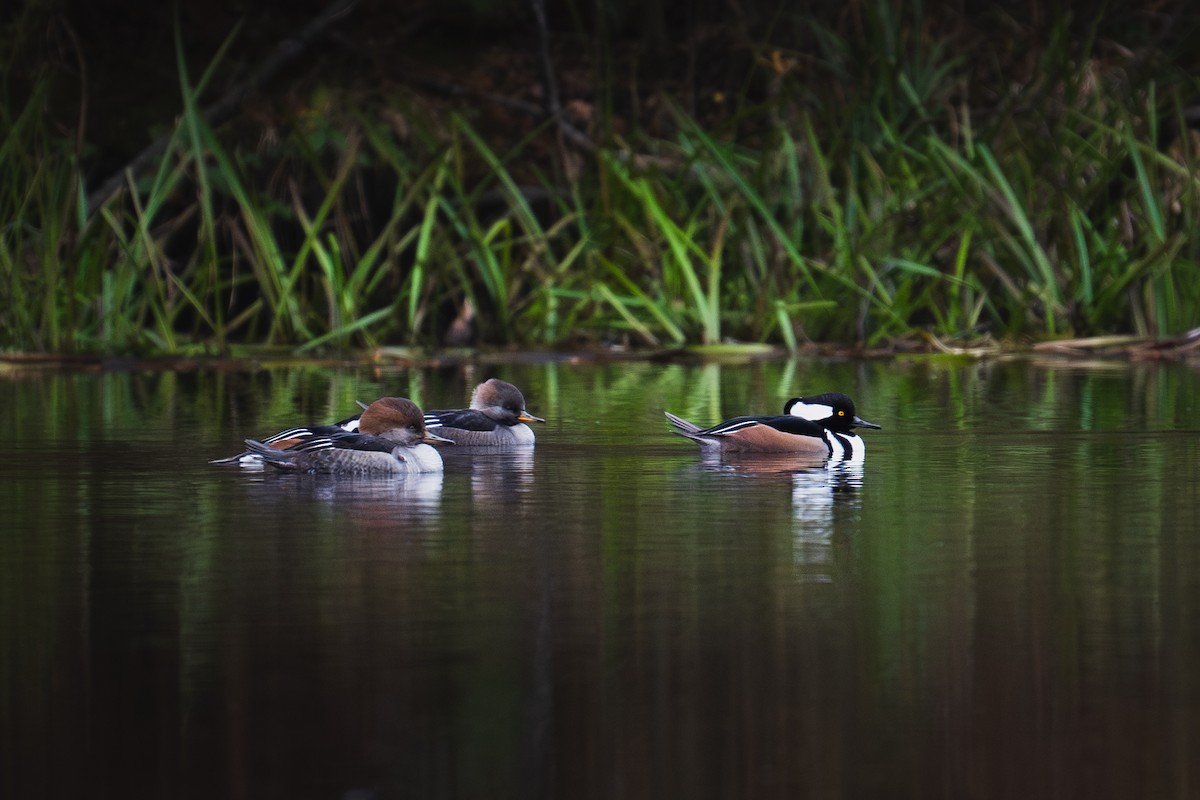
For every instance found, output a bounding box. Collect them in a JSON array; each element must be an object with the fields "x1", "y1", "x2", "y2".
[
  {"x1": 213, "y1": 397, "x2": 449, "y2": 470},
  {"x1": 423, "y1": 378, "x2": 545, "y2": 446},
  {"x1": 665, "y1": 392, "x2": 881, "y2": 461},
  {"x1": 241, "y1": 397, "x2": 452, "y2": 475}
]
